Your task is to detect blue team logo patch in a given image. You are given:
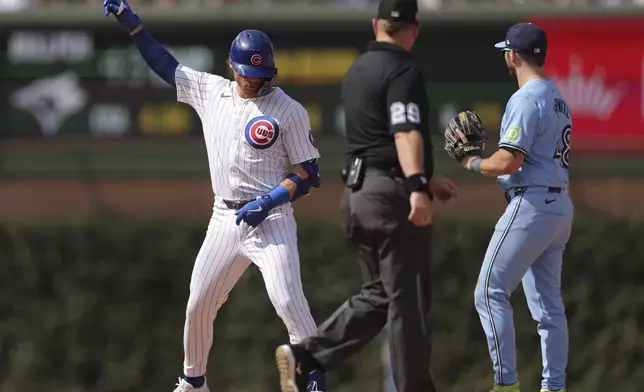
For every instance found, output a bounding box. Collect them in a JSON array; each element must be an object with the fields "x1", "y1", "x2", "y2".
[
  {"x1": 308, "y1": 130, "x2": 317, "y2": 148},
  {"x1": 245, "y1": 116, "x2": 280, "y2": 149}
]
